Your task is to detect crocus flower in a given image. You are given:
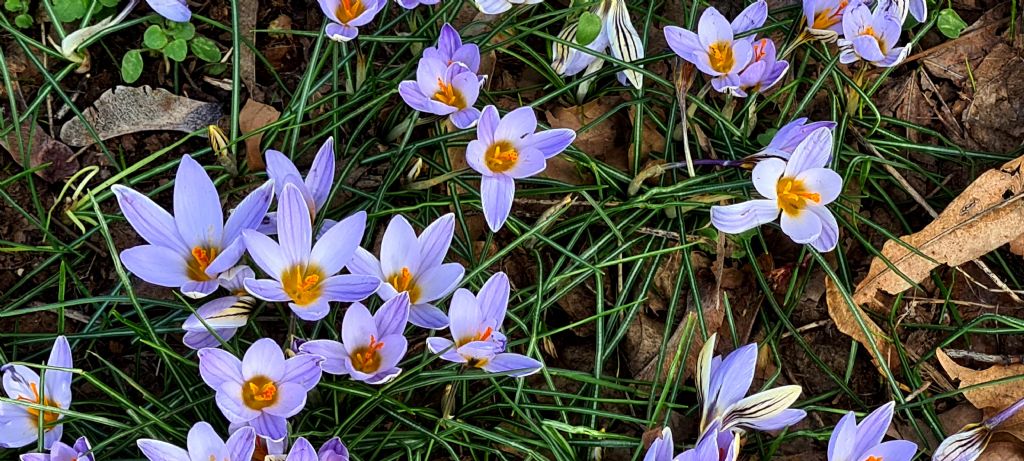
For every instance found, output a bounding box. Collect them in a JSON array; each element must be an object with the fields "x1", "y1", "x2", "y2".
[
  {"x1": 642, "y1": 424, "x2": 739, "y2": 461},
  {"x1": 260, "y1": 138, "x2": 336, "y2": 234},
  {"x1": 137, "y1": 422, "x2": 256, "y2": 461},
  {"x1": 719, "y1": 38, "x2": 789, "y2": 97},
  {"x1": 837, "y1": 3, "x2": 911, "y2": 68},
  {"x1": 0, "y1": 336, "x2": 72, "y2": 449},
  {"x1": 932, "y1": 396, "x2": 1024, "y2": 461},
  {"x1": 695, "y1": 334, "x2": 805, "y2": 436},
  {"x1": 198, "y1": 338, "x2": 324, "y2": 440},
  {"x1": 760, "y1": 118, "x2": 838, "y2": 159},
  {"x1": 828, "y1": 402, "x2": 917, "y2": 461},
  {"x1": 399, "y1": 57, "x2": 482, "y2": 129},
  {"x1": 423, "y1": 23, "x2": 481, "y2": 75},
  {"x1": 242, "y1": 184, "x2": 380, "y2": 322},
  {"x1": 146, "y1": 0, "x2": 190, "y2": 22},
  {"x1": 710, "y1": 127, "x2": 843, "y2": 252},
  {"x1": 318, "y1": 437, "x2": 350, "y2": 461},
  {"x1": 20, "y1": 436, "x2": 93, "y2": 461},
  {"x1": 664, "y1": 1, "x2": 767, "y2": 88},
  {"x1": 426, "y1": 272, "x2": 542, "y2": 376},
  {"x1": 474, "y1": 0, "x2": 543, "y2": 15},
  {"x1": 877, "y1": 0, "x2": 927, "y2": 24},
  {"x1": 551, "y1": 0, "x2": 645, "y2": 88},
  {"x1": 182, "y1": 266, "x2": 257, "y2": 349},
  {"x1": 803, "y1": 0, "x2": 857, "y2": 41},
  {"x1": 347, "y1": 214, "x2": 464, "y2": 329},
  {"x1": 114, "y1": 155, "x2": 274, "y2": 298},
  {"x1": 298, "y1": 294, "x2": 411, "y2": 384},
  {"x1": 466, "y1": 105, "x2": 577, "y2": 231},
  {"x1": 318, "y1": 0, "x2": 386, "y2": 42}
]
